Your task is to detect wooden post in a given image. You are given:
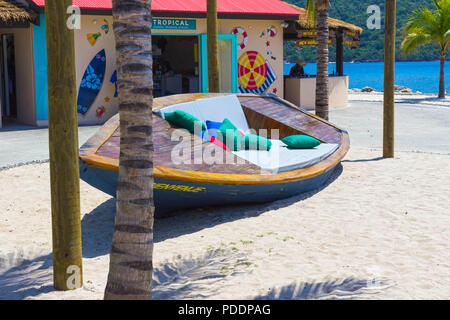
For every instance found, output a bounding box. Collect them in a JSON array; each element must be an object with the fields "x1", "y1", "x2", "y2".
[
  {"x1": 383, "y1": 0, "x2": 396, "y2": 158},
  {"x1": 336, "y1": 28, "x2": 344, "y2": 76},
  {"x1": 45, "y1": 0, "x2": 83, "y2": 290},
  {"x1": 207, "y1": 0, "x2": 220, "y2": 92}
]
